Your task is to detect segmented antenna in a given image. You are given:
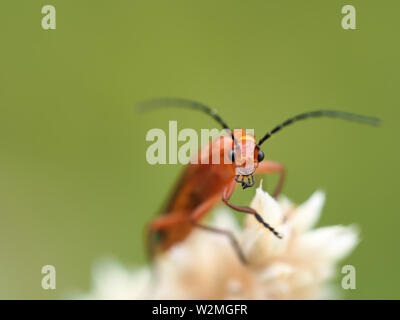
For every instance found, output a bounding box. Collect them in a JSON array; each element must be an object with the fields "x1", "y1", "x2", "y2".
[
  {"x1": 137, "y1": 98, "x2": 239, "y2": 148},
  {"x1": 258, "y1": 110, "x2": 381, "y2": 146}
]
